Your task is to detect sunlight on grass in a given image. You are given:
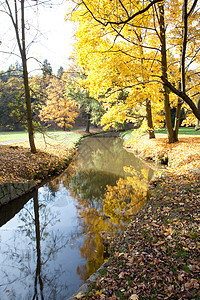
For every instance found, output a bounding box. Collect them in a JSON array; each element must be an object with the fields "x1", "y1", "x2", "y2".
[
  {"x1": 0, "y1": 130, "x2": 82, "y2": 143},
  {"x1": 155, "y1": 127, "x2": 200, "y2": 135},
  {"x1": 35, "y1": 132, "x2": 83, "y2": 149},
  {"x1": 0, "y1": 131, "x2": 29, "y2": 142}
]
